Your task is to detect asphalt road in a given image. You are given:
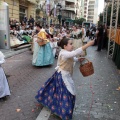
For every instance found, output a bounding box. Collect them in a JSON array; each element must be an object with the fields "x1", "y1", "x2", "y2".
[{"x1": 0, "y1": 46, "x2": 120, "y2": 120}]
